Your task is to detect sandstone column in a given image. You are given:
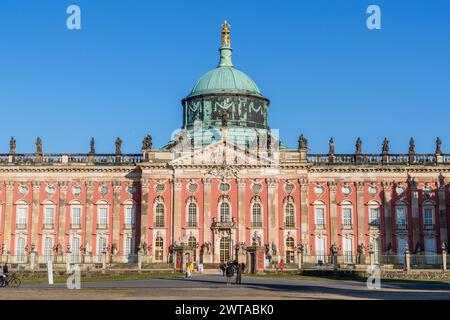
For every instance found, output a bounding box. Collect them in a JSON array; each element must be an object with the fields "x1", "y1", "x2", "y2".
[
  {"x1": 202, "y1": 178, "x2": 212, "y2": 245},
  {"x1": 300, "y1": 179, "x2": 309, "y2": 245},
  {"x1": 410, "y1": 184, "x2": 420, "y2": 248},
  {"x1": 356, "y1": 182, "x2": 366, "y2": 247},
  {"x1": 57, "y1": 182, "x2": 68, "y2": 251},
  {"x1": 382, "y1": 182, "x2": 393, "y2": 252},
  {"x1": 329, "y1": 182, "x2": 338, "y2": 247},
  {"x1": 237, "y1": 179, "x2": 246, "y2": 244},
  {"x1": 267, "y1": 179, "x2": 279, "y2": 259},
  {"x1": 4, "y1": 182, "x2": 14, "y2": 254},
  {"x1": 140, "y1": 179, "x2": 150, "y2": 245},
  {"x1": 30, "y1": 181, "x2": 41, "y2": 250},
  {"x1": 85, "y1": 181, "x2": 95, "y2": 255},
  {"x1": 438, "y1": 181, "x2": 448, "y2": 245},
  {"x1": 173, "y1": 178, "x2": 183, "y2": 243},
  {"x1": 112, "y1": 181, "x2": 121, "y2": 255}
]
